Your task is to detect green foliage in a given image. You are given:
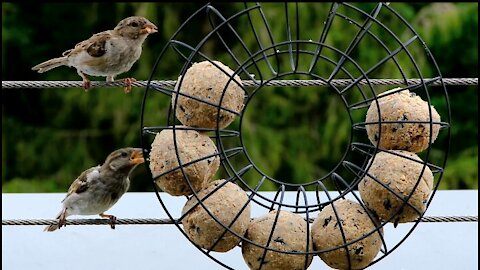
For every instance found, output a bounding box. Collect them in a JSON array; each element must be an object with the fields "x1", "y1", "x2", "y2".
[
  {"x1": 2, "y1": 178, "x2": 61, "y2": 193},
  {"x1": 2, "y1": 3, "x2": 478, "y2": 192},
  {"x1": 440, "y1": 147, "x2": 478, "y2": 189}
]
